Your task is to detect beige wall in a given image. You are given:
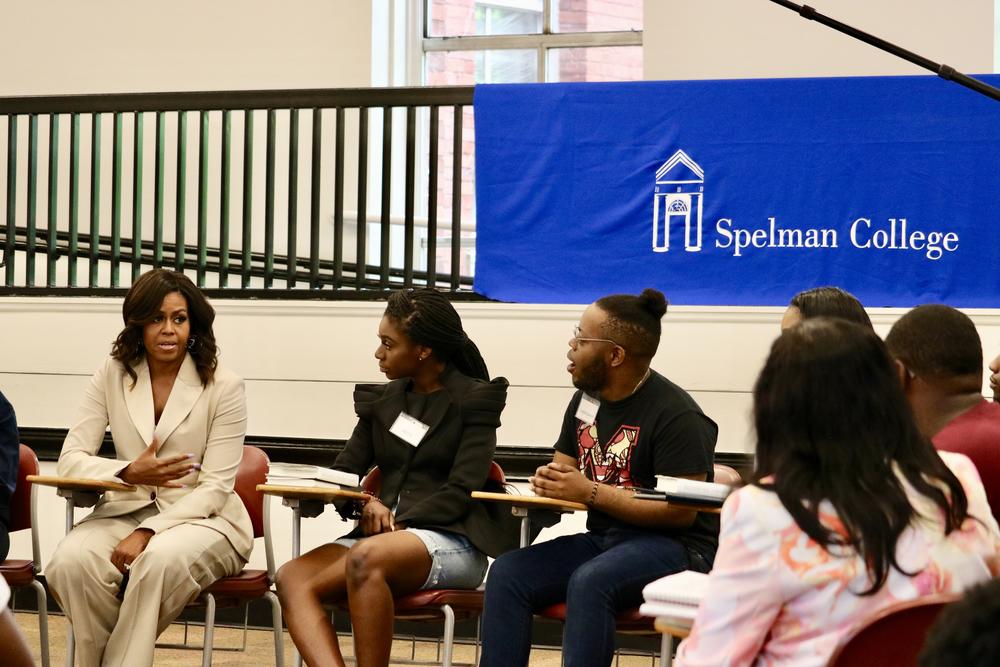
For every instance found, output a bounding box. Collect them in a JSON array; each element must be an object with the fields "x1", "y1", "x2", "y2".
[
  {"x1": 0, "y1": 1, "x2": 372, "y2": 95},
  {"x1": 645, "y1": 0, "x2": 995, "y2": 80}
]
